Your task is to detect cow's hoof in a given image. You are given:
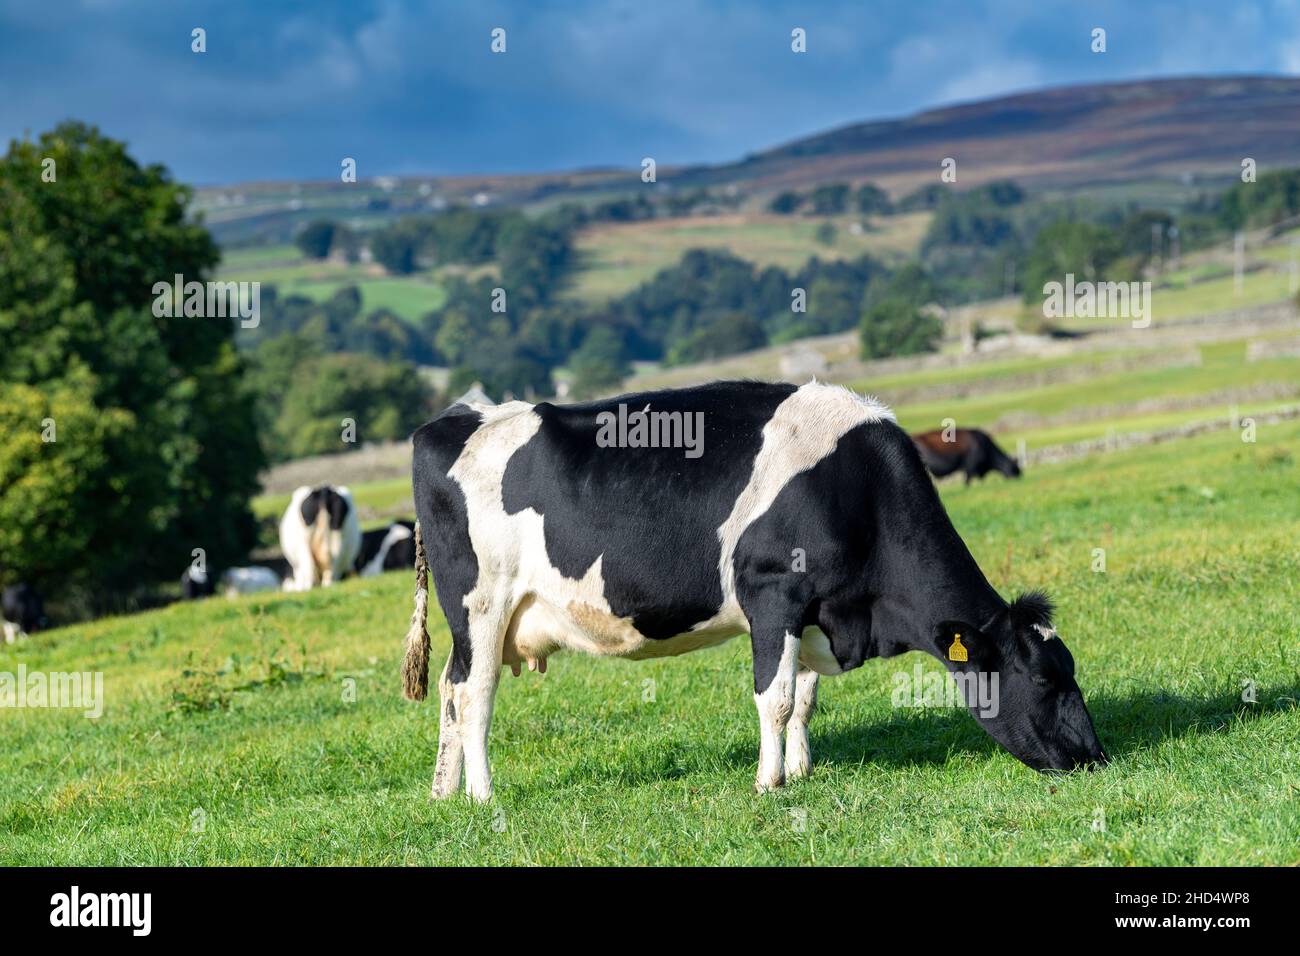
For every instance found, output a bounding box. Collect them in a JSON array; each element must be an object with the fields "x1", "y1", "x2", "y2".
[
  {"x1": 785, "y1": 758, "x2": 811, "y2": 780},
  {"x1": 464, "y1": 782, "x2": 494, "y2": 803},
  {"x1": 754, "y1": 776, "x2": 785, "y2": 794},
  {"x1": 431, "y1": 774, "x2": 462, "y2": 799}
]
